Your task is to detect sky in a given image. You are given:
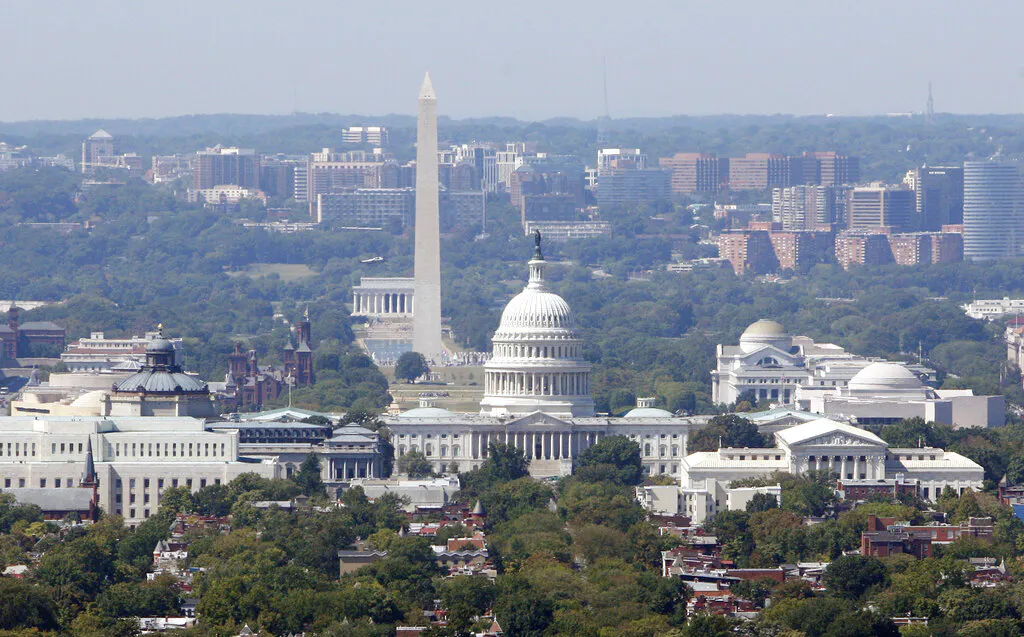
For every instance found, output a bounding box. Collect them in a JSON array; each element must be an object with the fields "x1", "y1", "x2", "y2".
[{"x1": 2, "y1": 0, "x2": 1024, "y2": 122}]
